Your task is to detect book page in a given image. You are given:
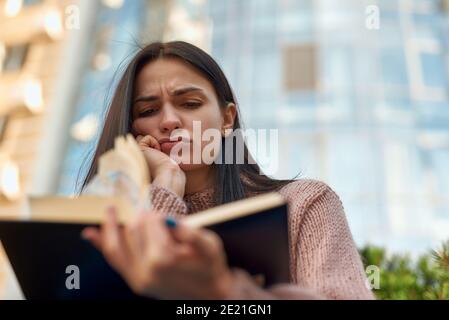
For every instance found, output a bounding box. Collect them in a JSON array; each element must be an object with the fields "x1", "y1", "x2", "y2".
[{"x1": 0, "y1": 242, "x2": 24, "y2": 300}]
